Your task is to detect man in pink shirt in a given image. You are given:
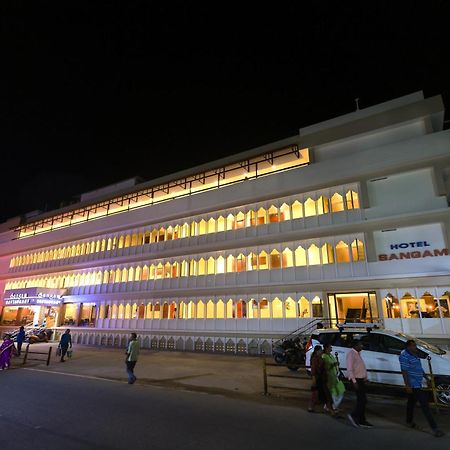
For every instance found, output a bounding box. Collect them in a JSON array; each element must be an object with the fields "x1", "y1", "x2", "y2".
[{"x1": 346, "y1": 340, "x2": 373, "y2": 428}]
